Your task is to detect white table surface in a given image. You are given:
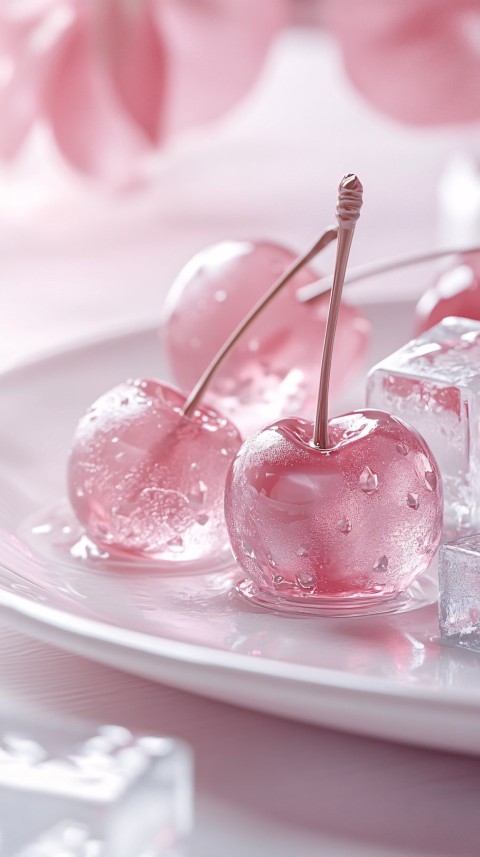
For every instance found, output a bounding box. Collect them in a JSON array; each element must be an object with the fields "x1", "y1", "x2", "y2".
[{"x1": 1, "y1": 28, "x2": 480, "y2": 857}]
